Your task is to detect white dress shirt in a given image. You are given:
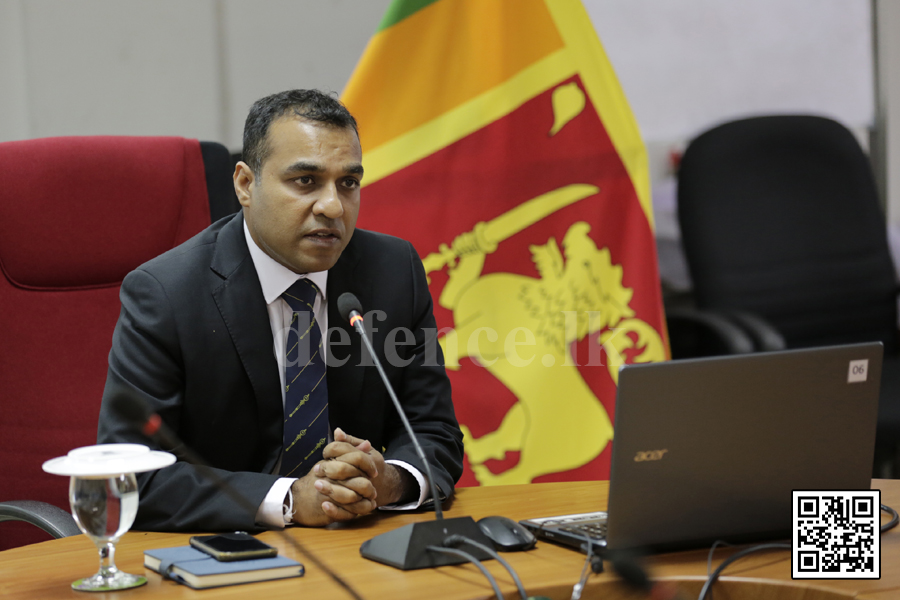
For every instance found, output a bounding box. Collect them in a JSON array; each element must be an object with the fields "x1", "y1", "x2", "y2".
[{"x1": 242, "y1": 222, "x2": 428, "y2": 527}]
